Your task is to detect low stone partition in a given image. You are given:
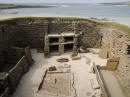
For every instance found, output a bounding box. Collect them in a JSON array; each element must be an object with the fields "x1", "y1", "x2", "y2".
[
  {"x1": 100, "y1": 57, "x2": 120, "y2": 71},
  {"x1": 93, "y1": 63, "x2": 108, "y2": 97},
  {"x1": 8, "y1": 56, "x2": 28, "y2": 93},
  {"x1": 25, "y1": 47, "x2": 33, "y2": 65},
  {"x1": 0, "y1": 47, "x2": 33, "y2": 97}
]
